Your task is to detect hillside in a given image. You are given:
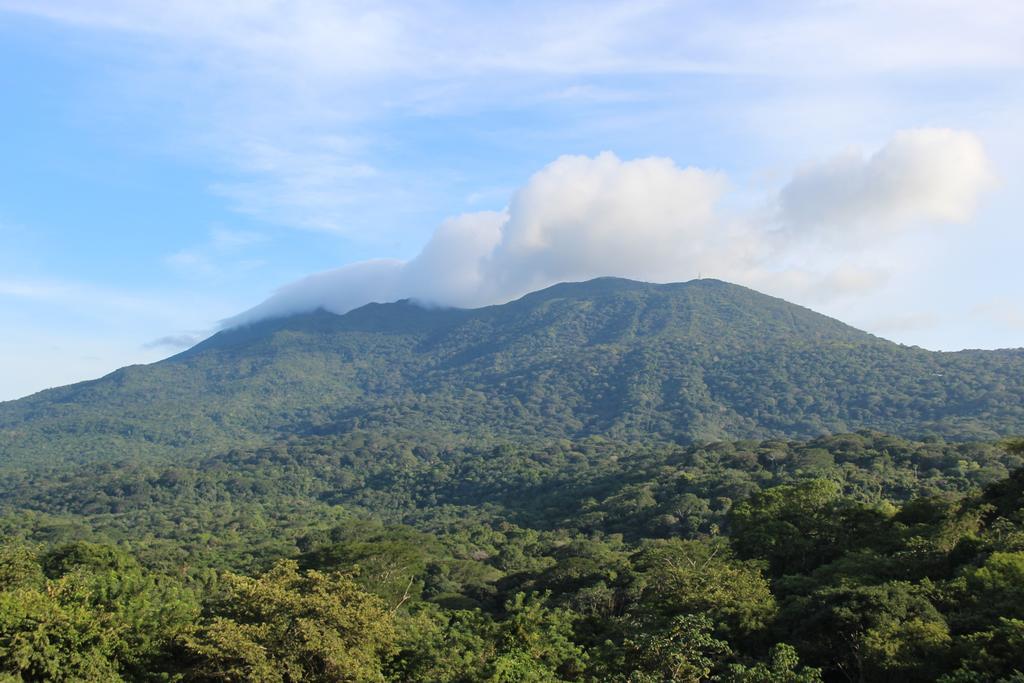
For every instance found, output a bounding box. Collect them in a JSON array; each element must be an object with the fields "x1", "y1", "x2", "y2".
[
  {"x1": 2, "y1": 278, "x2": 1024, "y2": 682},
  {"x1": 2, "y1": 277, "x2": 1023, "y2": 465}
]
